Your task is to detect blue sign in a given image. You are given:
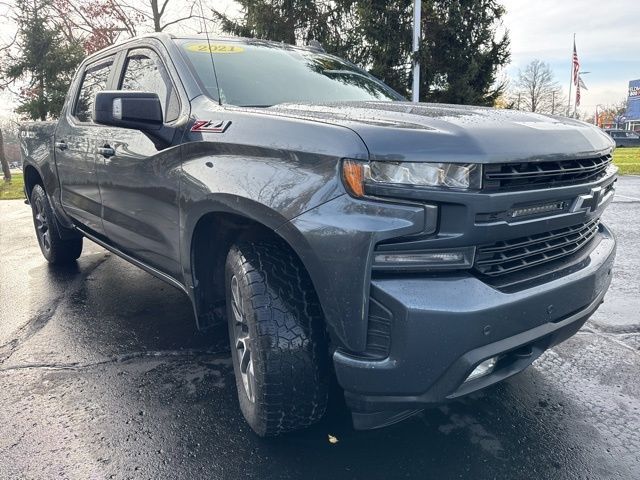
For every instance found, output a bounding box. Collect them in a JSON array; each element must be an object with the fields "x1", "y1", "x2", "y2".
[{"x1": 626, "y1": 79, "x2": 640, "y2": 121}]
